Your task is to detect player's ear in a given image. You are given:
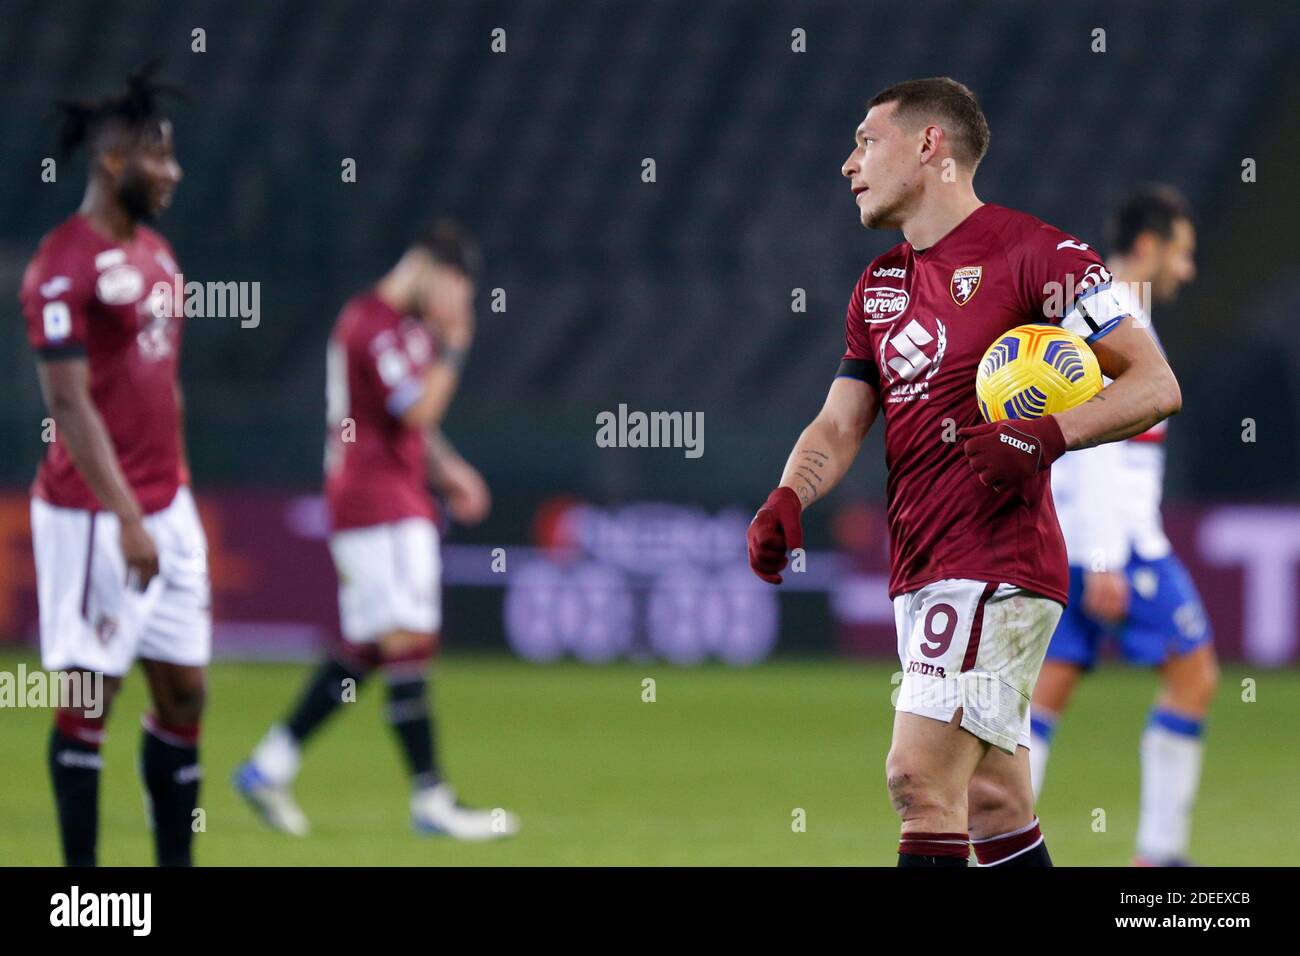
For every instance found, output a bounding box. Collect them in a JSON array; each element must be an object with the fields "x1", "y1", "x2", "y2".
[
  {"x1": 919, "y1": 123, "x2": 943, "y2": 164},
  {"x1": 1132, "y1": 230, "x2": 1160, "y2": 265},
  {"x1": 95, "y1": 146, "x2": 127, "y2": 181}
]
